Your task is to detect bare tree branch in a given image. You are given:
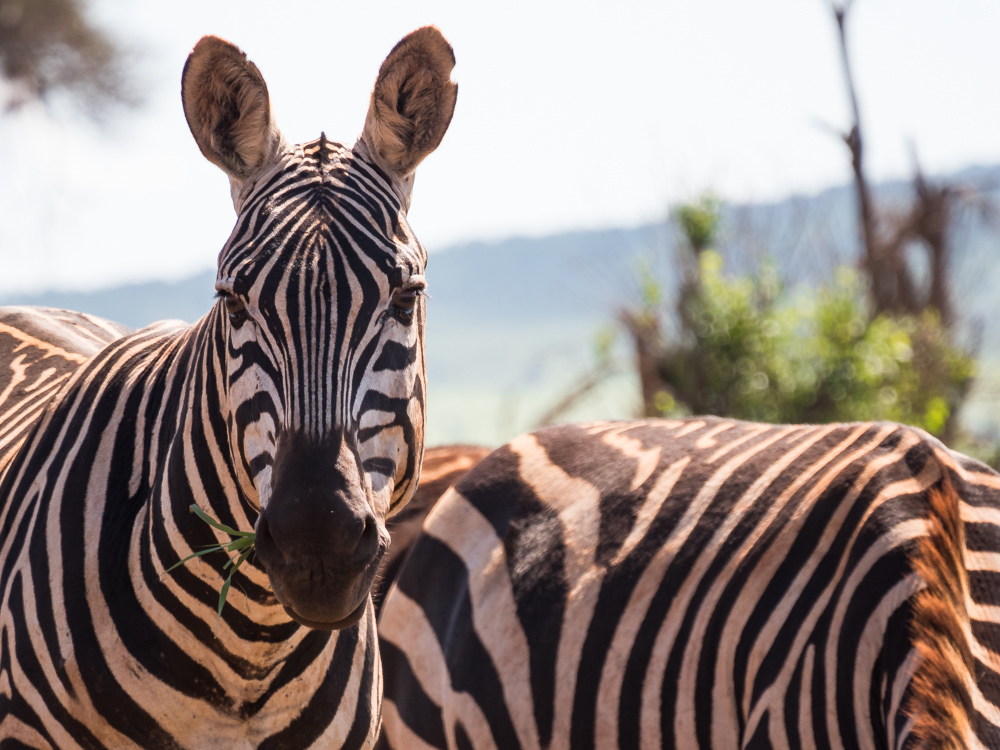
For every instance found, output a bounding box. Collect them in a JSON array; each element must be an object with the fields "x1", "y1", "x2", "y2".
[
  {"x1": 832, "y1": 2, "x2": 892, "y2": 313},
  {"x1": 533, "y1": 358, "x2": 617, "y2": 428},
  {"x1": 619, "y1": 308, "x2": 663, "y2": 417}
]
